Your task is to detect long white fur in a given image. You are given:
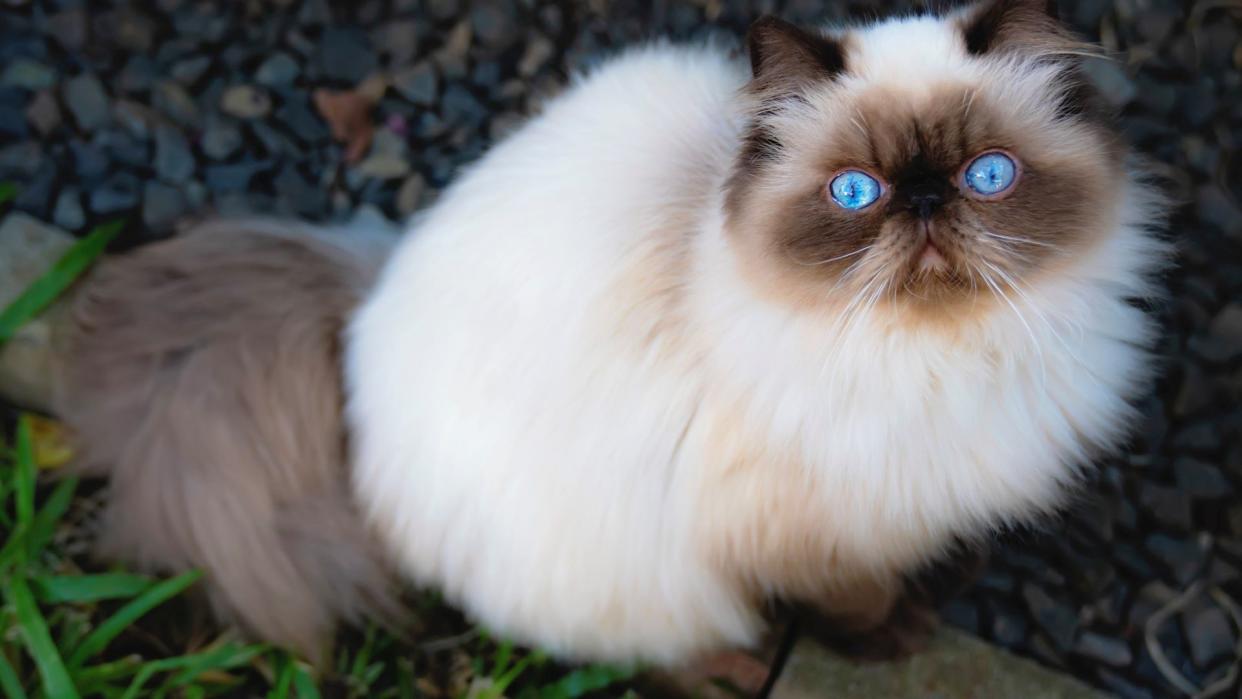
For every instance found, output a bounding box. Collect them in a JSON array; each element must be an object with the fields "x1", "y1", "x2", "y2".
[{"x1": 345, "y1": 14, "x2": 1166, "y2": 664}]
